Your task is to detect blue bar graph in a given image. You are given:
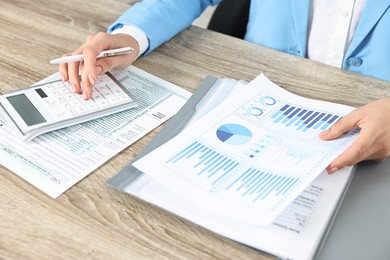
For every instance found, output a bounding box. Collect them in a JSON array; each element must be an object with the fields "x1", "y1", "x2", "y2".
[
  {"x1": 270, "y1": 104, "x2": 340, "y2": 132},
  {"x1": 225, "y1": 167, "x2": 299, "y2": 201},
  {"x1": 164, "y1": 141, "x2": 307, "y2": 203},
  {"x1": 165, "y1": 141, "x2": 241, "y2": 187}
]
